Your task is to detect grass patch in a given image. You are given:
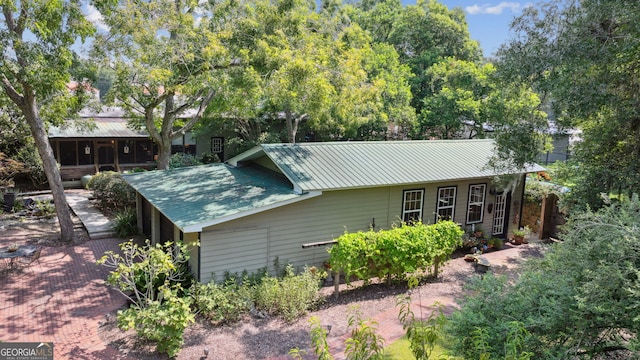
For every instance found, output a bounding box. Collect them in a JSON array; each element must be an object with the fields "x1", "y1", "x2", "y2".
[{"x1": 383, "y1": 335, "x2": 462, "y2": 359}]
